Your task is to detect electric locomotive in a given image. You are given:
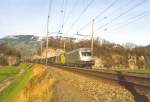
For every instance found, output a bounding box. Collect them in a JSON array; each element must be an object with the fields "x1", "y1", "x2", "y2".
[{"x1": 65, "y1": 48, "x2": 94, "y2": 67}]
